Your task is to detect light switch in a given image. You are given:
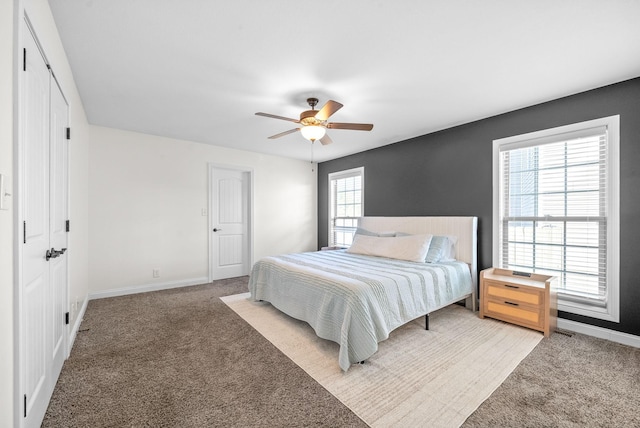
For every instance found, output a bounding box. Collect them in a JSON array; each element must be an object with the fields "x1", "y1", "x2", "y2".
[{"x1": 0, "y1": 174, "x2": 10, "y2": 211}]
